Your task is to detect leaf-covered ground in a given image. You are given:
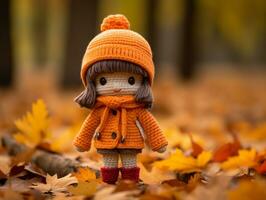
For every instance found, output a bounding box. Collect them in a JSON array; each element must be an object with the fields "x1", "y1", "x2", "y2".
[{"x1": 0, "y1": 69, "x2": 265, "y2": 200}]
